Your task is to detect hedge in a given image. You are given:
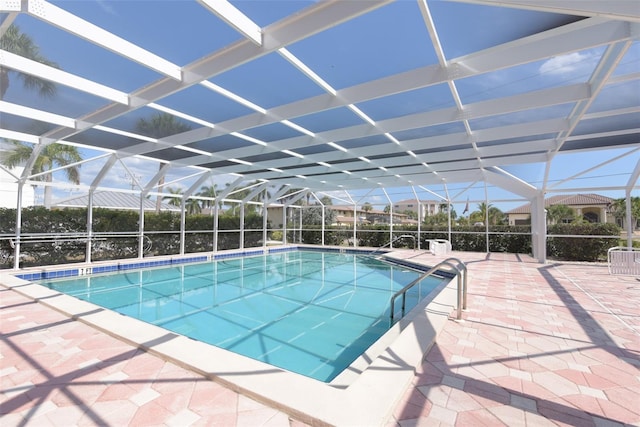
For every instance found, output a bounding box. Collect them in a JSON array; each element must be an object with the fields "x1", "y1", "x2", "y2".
[
  {"x1": 0, "y1": 207, "x2": 623, "y2": 267},
  {"x1": 0, "y1": 208, "x2": 267, "y2": 268}
]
